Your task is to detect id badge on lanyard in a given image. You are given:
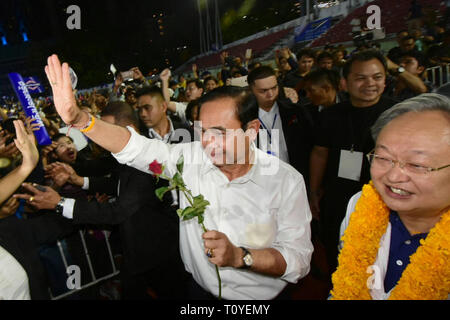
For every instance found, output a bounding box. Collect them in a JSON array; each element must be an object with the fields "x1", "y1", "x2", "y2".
[{"x1": 338, "y1": 146, "x2": 363, "y2": 182}]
